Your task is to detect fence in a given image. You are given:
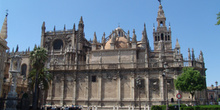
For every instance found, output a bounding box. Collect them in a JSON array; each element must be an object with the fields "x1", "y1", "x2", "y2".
[{"x1": 0, "y1": 97, "x2": 30, "y2": 110}]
